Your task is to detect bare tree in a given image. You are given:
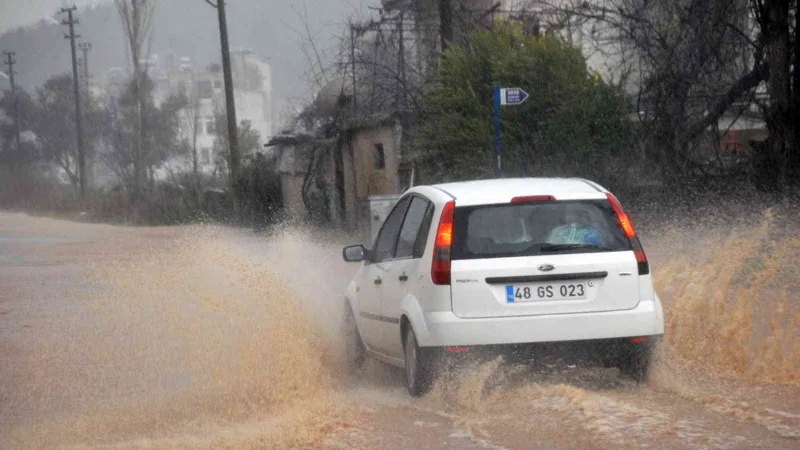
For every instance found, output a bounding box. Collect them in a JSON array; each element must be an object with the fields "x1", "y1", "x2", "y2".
[
  {"x1": 179, "y1": 81, "x2": 203, "y2": 205},
  {"x1": 114, "y1": 0, "x2": 156, "y2": 197},
  {"x1": 282, "y1": 1, "x2": 338, "y2": 95},
  {"x1": 534, "y1": 0, "x2": 759, "y2": 182}
]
